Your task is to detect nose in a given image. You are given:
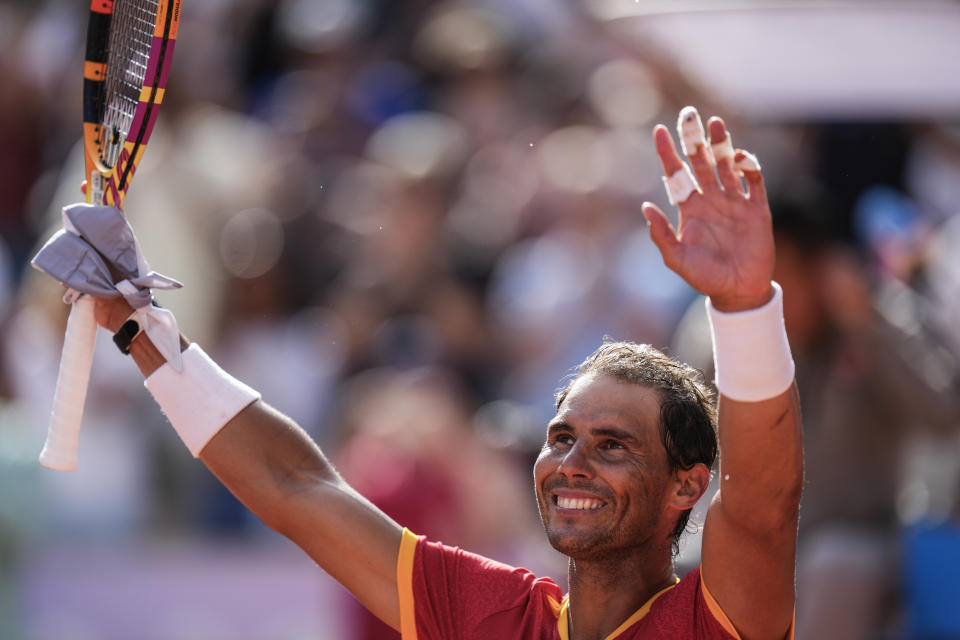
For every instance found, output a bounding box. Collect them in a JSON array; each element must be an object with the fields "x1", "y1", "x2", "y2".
[{"x1": 557, "y1": 441, "x2": 594, "y2": 479}]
